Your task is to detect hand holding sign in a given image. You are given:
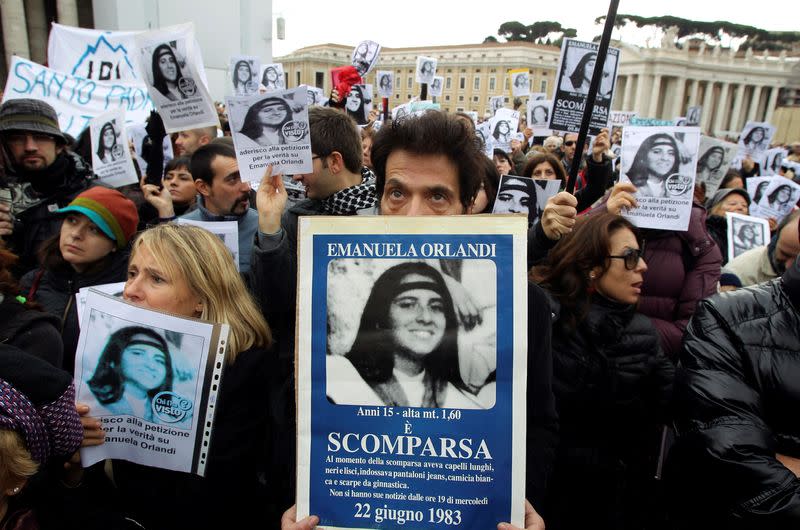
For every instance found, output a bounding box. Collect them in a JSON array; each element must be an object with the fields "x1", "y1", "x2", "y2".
[
  {"x1": 256, "y1": 165, "x2": 287, "y2": 235},
  {"x1": 606, "y1": 181, "x2": 639, "y2": 216},
  {"x1": 541, "y1": 191, "x2": 578, "y2": 241}
]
